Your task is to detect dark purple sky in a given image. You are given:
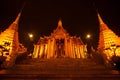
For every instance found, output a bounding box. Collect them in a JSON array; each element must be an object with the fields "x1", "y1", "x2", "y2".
[{"x1": 0, "y1": 0, "x2": 120, "y2": 49}]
